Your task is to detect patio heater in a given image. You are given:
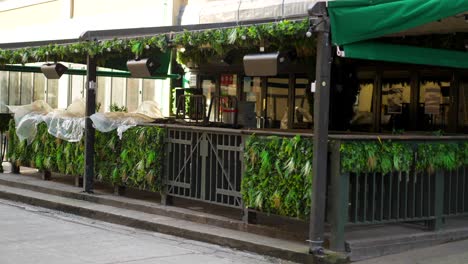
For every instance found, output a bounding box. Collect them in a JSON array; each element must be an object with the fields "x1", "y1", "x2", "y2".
[
  {"x1": 243, "y1": 52, "x2": 288, "y2": 76},
  {"x1": 40, "y1": 63, "x2": 68, "y2": 79},
  {"x1": 127, "y1": 58, "x2": 160, "y2": 78}
]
